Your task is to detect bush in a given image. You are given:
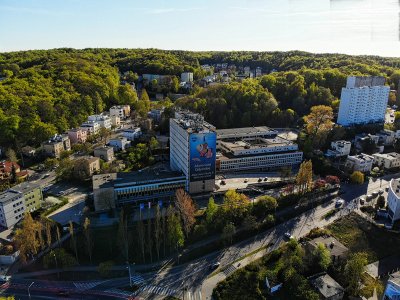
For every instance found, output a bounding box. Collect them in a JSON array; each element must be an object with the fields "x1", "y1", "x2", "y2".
[{"x1": 350, "y1": 171, "x2": 364, "y2": 185}]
